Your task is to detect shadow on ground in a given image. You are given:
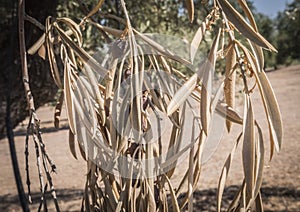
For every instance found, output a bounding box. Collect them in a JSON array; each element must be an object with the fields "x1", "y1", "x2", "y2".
[
  {"x1": 178, "y1": 186, "x2": 299, "y2": 211},
  {"x1": 13, "y1": 122, "x2": 69, "y2": 137},
  {"x1": 0, "y1": 188, "x2": 82, "y2": 211},
  {"x1": 1, "y1": 186, "x2": 299, "y2": 211}
]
